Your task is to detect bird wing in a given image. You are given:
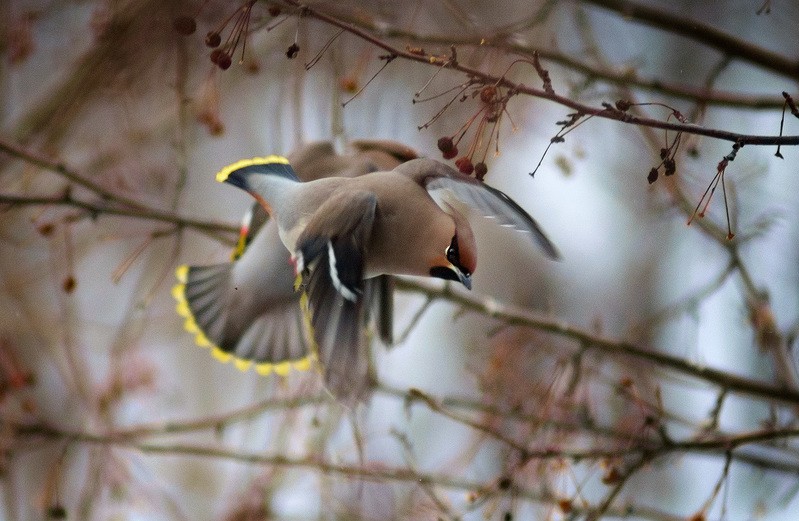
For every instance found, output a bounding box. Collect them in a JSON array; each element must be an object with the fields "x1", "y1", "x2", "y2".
[
  {"x1": 399, "y1": 158, "x2": 560, "y2": 260},
  {"x1": 294, "y1": 190, "x2": 378, "y2": 402},
  {"x1": 364, "y1": 275, "x2": 394, "y2": 346}
]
